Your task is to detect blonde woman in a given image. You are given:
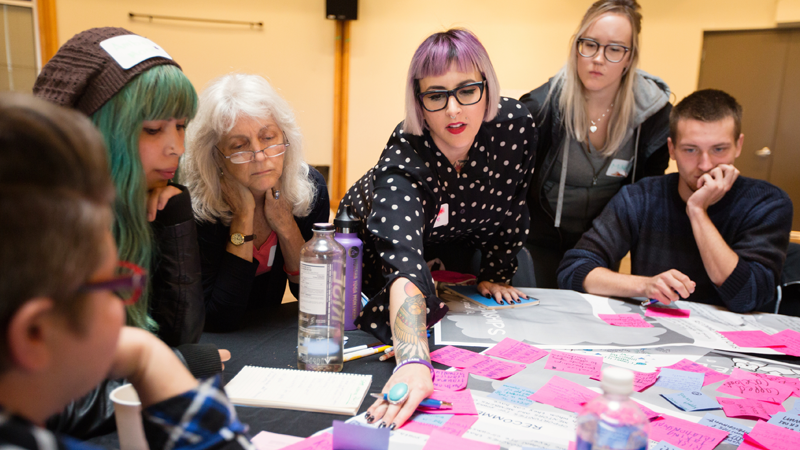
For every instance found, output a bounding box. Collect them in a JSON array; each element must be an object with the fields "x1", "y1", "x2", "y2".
[
  {"x1": 182, "y1": 74, "x2": 329, "y2": 331},
  {"x1": 522, "y1": 0, "x2": 671, "y2": 288}
]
